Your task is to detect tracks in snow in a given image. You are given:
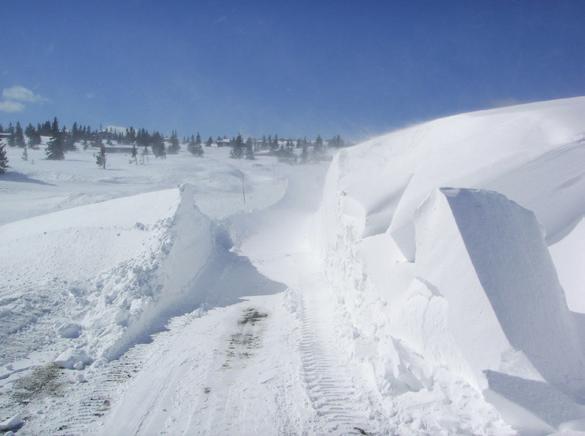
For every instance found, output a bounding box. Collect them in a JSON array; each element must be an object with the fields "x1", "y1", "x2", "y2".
[
  {"x1": 52, "y1": 342, "x2": 150, "y2": 436},
  {"x1": 298, "y1": 279, "x2": 374, "y2": 435}
]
